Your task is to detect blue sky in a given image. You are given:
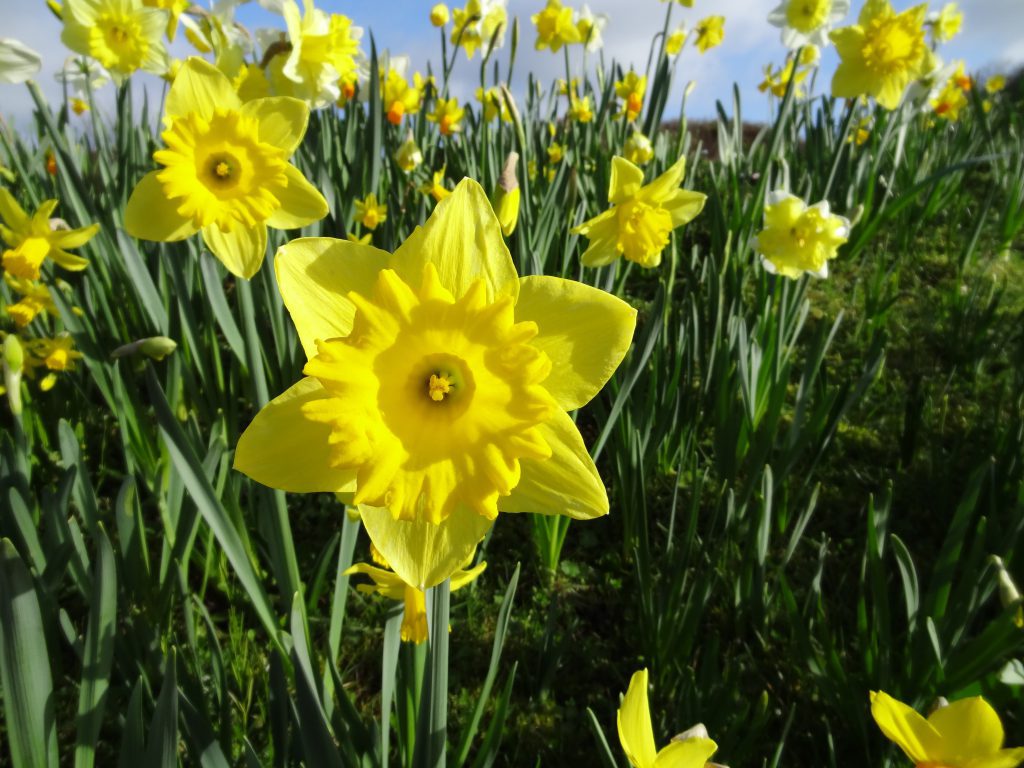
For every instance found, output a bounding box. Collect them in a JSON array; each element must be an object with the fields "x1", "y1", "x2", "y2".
[{"x1": 3, "y1": 0, "x2": 1024, "y2": 126}]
